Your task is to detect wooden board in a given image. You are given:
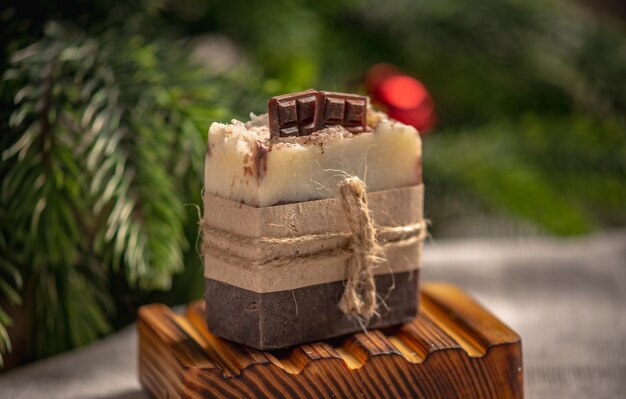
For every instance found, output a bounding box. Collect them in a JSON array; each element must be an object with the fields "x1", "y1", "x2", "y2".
[{"x1": 138, "y1": 283, "x2": 523, "y2": 398}]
